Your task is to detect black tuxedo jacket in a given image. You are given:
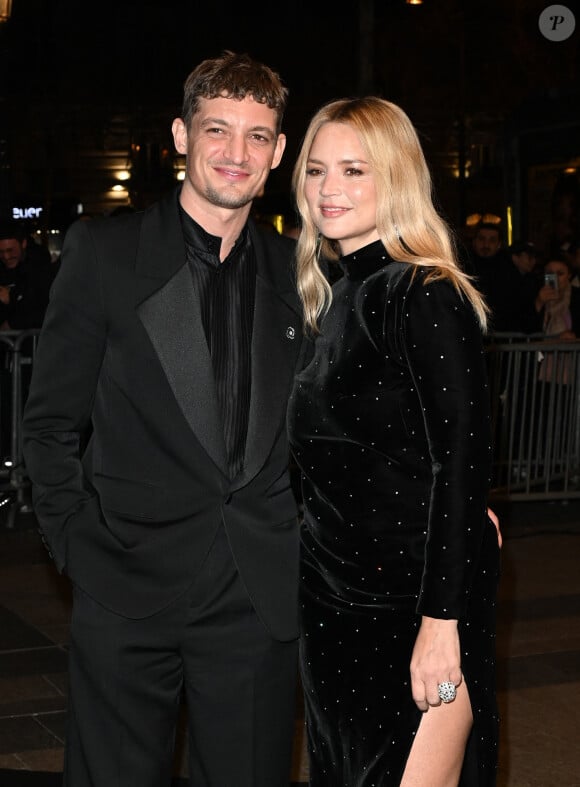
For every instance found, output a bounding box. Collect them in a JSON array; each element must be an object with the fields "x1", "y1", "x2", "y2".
[{"x1": 22, "y1": 189, "x2": 308, "y2": 640}]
